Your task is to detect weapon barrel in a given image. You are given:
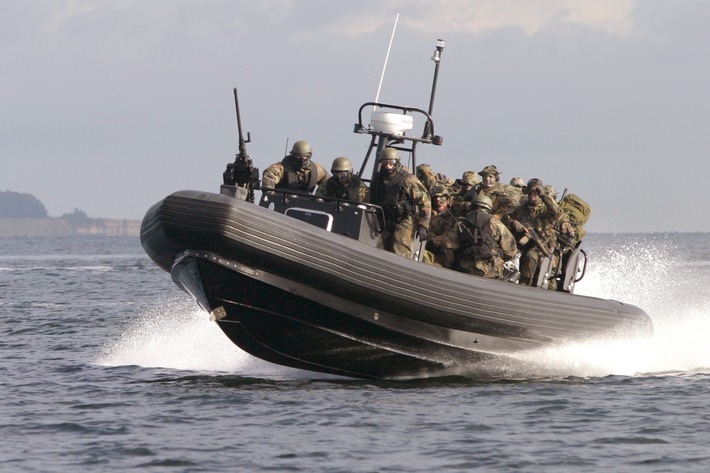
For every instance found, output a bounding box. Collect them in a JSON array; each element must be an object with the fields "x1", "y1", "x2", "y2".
[{"x1": 233, "y1": 88, "x2": 250, "y2": 156}]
